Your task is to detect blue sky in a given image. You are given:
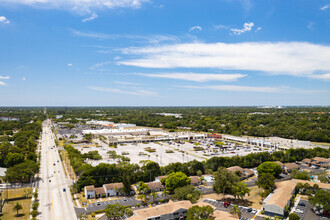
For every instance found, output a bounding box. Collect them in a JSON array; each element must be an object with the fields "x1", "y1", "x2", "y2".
[{"x1": 0, "y1": 0, "x2": 329, "y2": 106}]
